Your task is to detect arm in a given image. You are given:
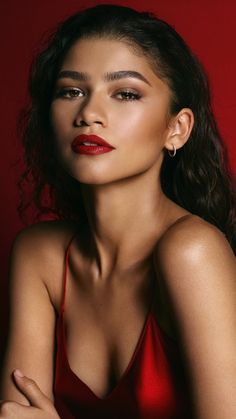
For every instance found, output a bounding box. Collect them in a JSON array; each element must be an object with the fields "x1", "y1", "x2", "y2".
[
  {"x1": 0, "y1": 228, "x2": 56, "y2": 405},
  {"x1": 156, "y1": 217, "x2": 236, "y2": 419}
]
